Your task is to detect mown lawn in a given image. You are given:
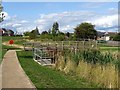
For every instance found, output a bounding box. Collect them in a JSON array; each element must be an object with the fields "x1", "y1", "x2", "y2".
[
  {"x1": 2, "y1": 36, "x2": 27, "y2": 45},
  {"x1": 0, "y1": 45, "x2": 21, "y2": 63},
  {"x1": 0, "y1": 45, "x2": 7, "y2": 64},
  {"x1": 2, "y1": 36, "x2": 23, "y2": 42},
  {"x1": 17, "y1": 51, "x2": 100, "y2": 89},
  {"x1": 99, "y1": 46, "x2": 118, "y2": 52}
]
